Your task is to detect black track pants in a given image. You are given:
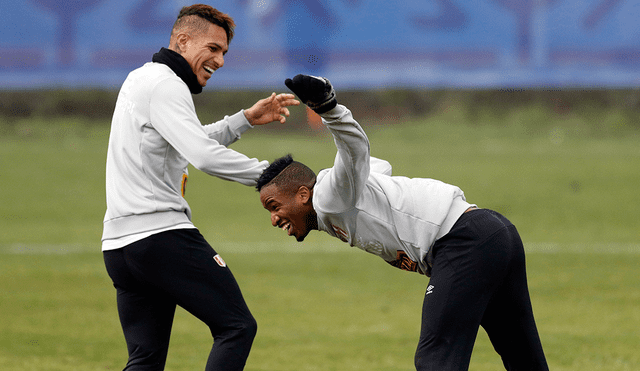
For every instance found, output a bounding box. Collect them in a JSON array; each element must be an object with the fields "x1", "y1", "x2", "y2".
[
  {"x1": 415, "y1": 209, "x2": 548, "y2": 371},
  {"x1": 103, "y1": 229, "x2": 257, "y2": 371}
]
